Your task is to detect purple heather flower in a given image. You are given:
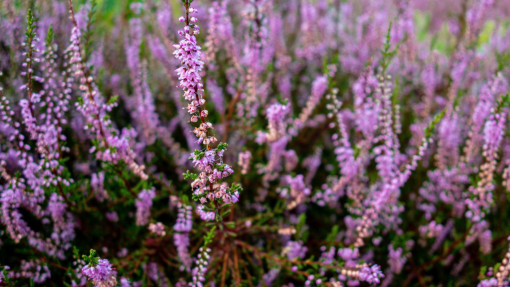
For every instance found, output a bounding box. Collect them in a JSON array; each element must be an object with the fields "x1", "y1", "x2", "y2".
[
  {"x1": 338, "y1": 248, "x2": 360, "y2": 262},
  {"x1": 120, "y1": 277, "x2": 132, "y2": 287},
  {"x1": 67, "y1": 23, "x2": 148, "y2": 180},
  {"x1": 191, "y1": 150, "x2": 216, "y2": 171},
  {"x1": 478, "y1": 278, "x2": 498, "y2": 287},
  {"x1": 105, "y1": 212, "x2": 119, "y2": 222},
  {"x1": 466, "y1": 0, "x2": 495, "y2": 38},
  {"x1": 388, "y1": 244, "x2": 407, "y2": 274},
  {"x1": 174, "y1": 3, "x2": 241, "y2": 209},
  {"x1": 91, "y1": 172, "x2": 108, "y2": 202},
  {"x1": 359, "y1": 264, "x2": 384, "y2": 284},
  {"x1": 293, "y1": 76, "x2": 328, "y2": 132},
  {"x1": 283, "y1": 240, "x2": 307, "y2": 261},
  {"x1": 266, "y1": 103, "x2": 289, "y2": 141},
  {"x1": 262, "y1": 268, "x2": 280, "y2": 287},
  {"x1": 81, "y1": 259, "x2": 117, "y2": 287},
  {"x1": 190, "y1": 247, "x2": 211, "y2": 287},
  {"x1": 135, "y1": 188, "x2": 156, "y2": 226},
  {"x1": 197, "y1": 204, "x2": 215, "y2": 221},
  {"x1": 174, "y1": 204, "x2": 193, "y2": 232},
  {"x1": 124, "y1": 15, "x2": 160, "y2": 146},
  {"x1": 148, "y1": 222, "x2": 166, "y2": 237},
  {"x1": 174, "y1": 233, "x2": 192, "y2": 271}
]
